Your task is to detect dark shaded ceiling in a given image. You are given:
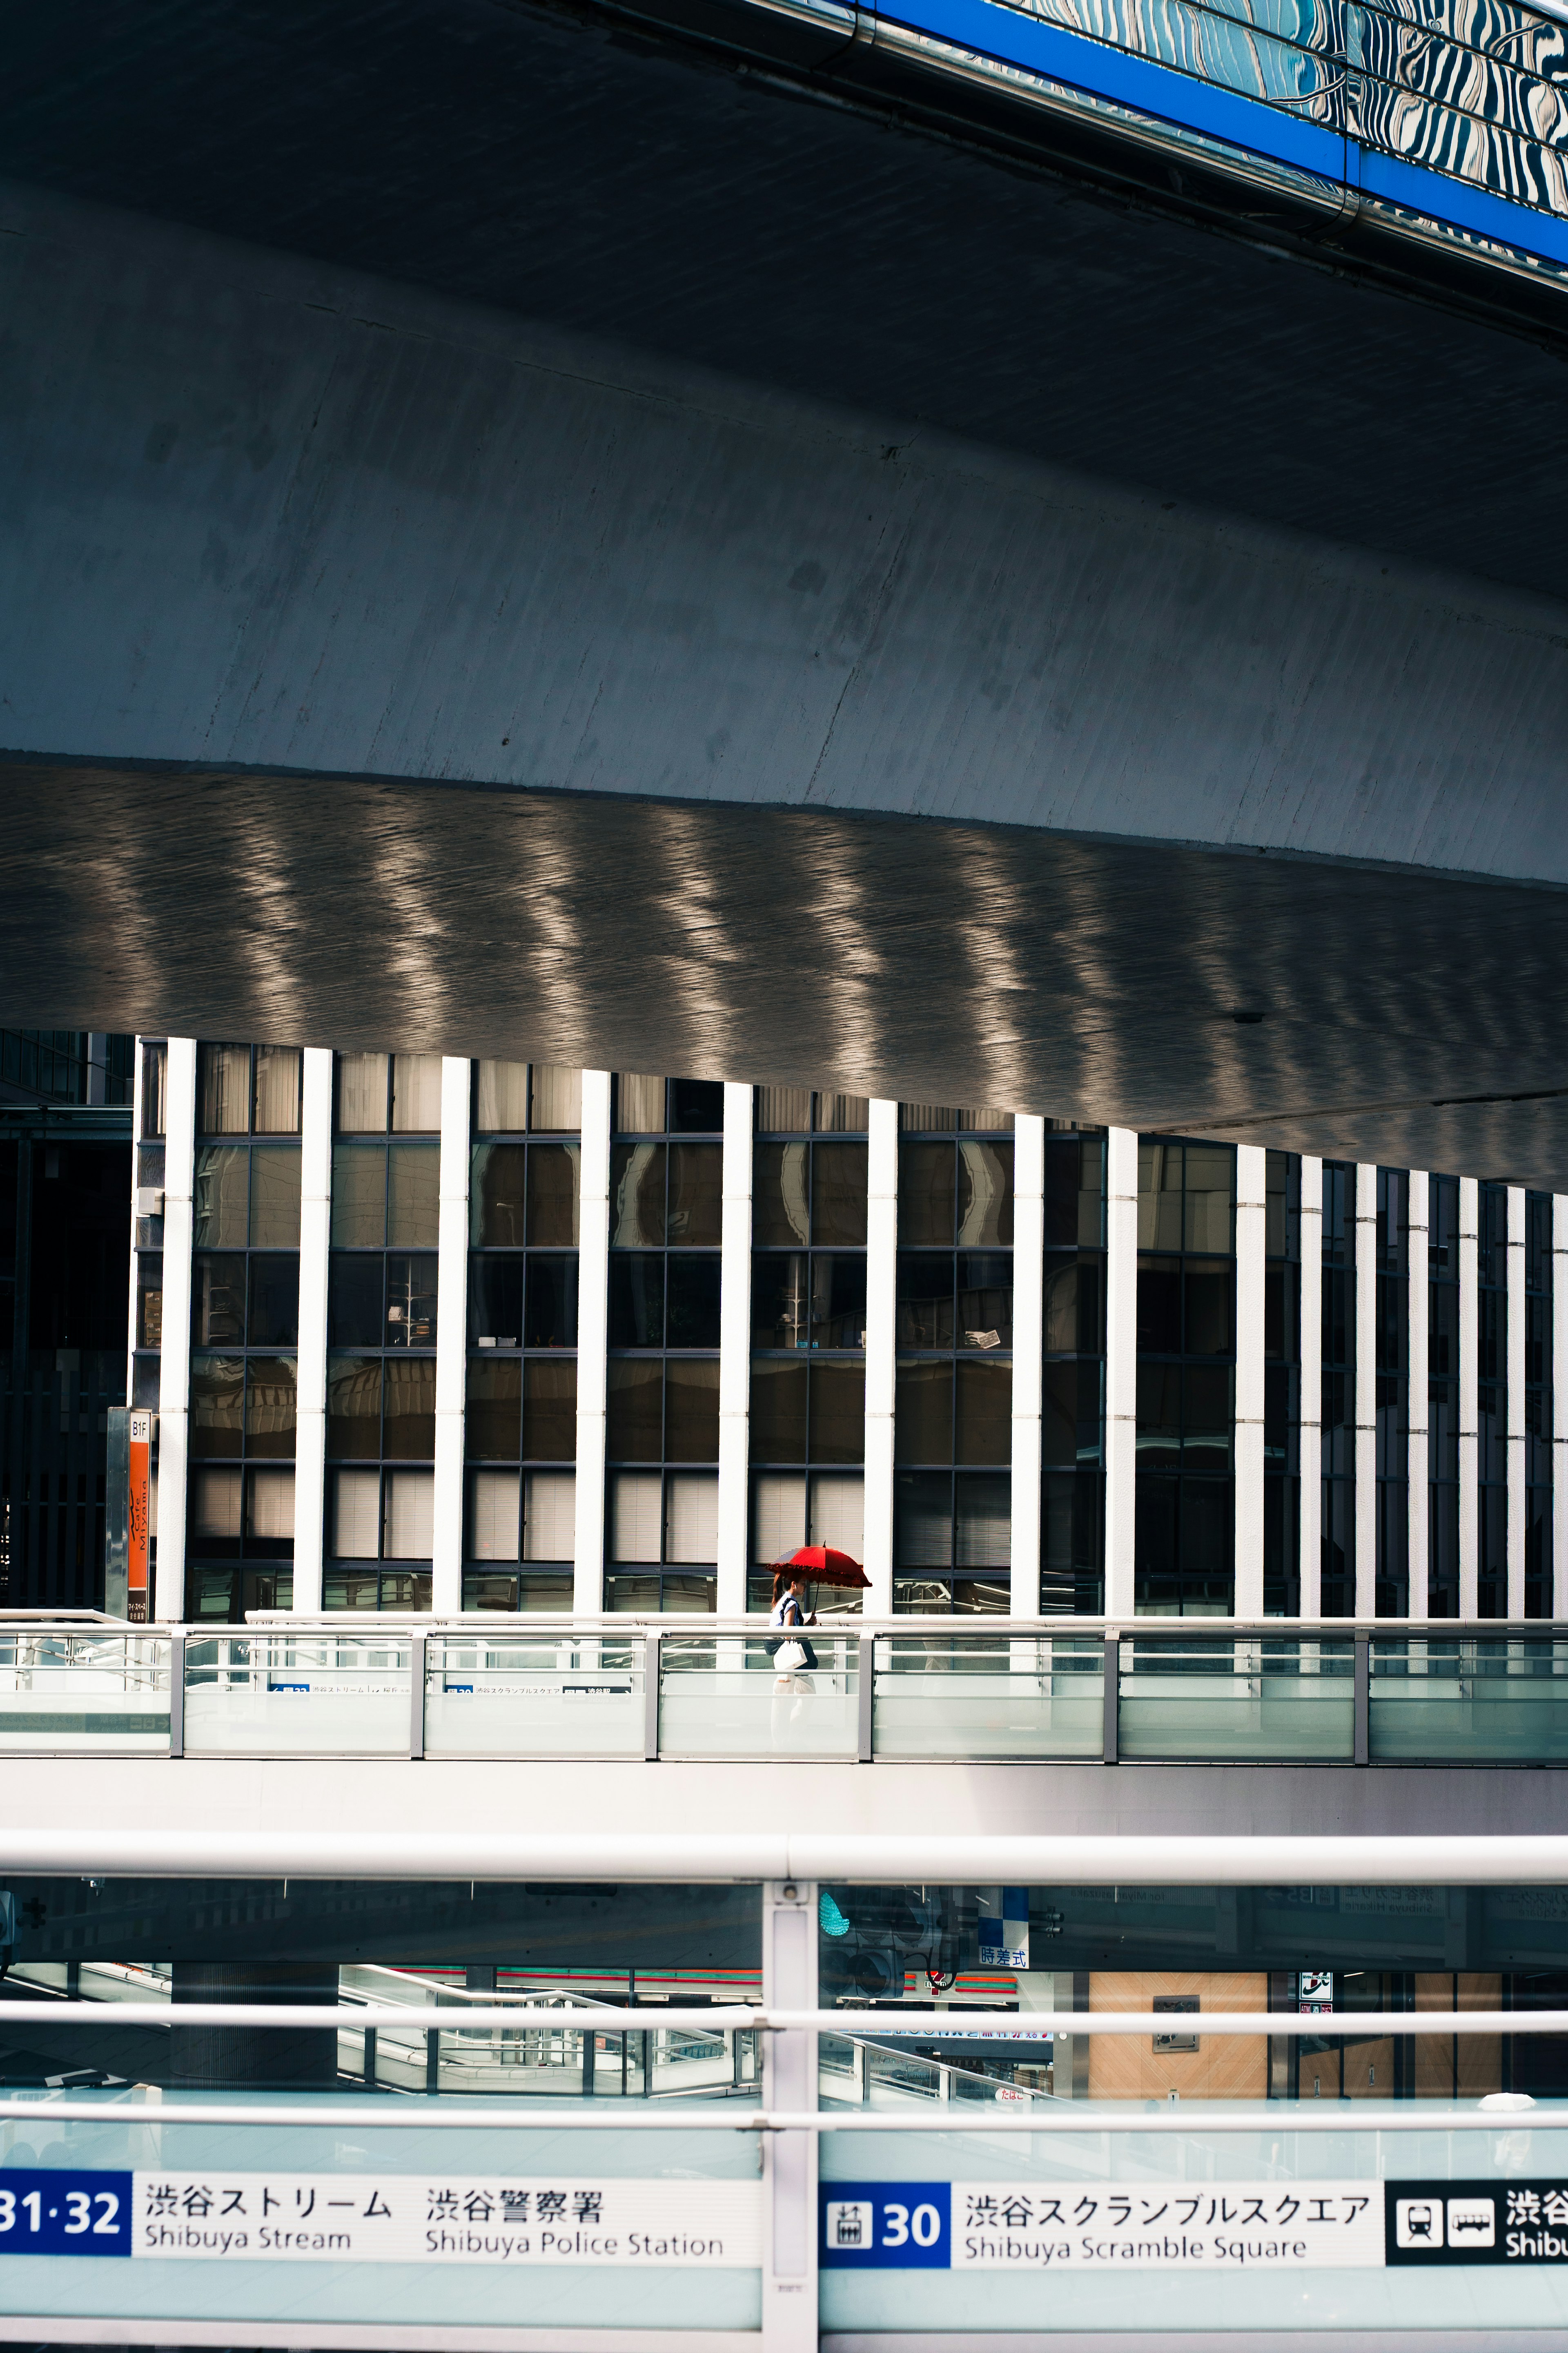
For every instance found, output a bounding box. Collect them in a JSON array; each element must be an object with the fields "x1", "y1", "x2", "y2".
[{"x1": 4, "y1": 0, "x2": 1568, "y2": 602}]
